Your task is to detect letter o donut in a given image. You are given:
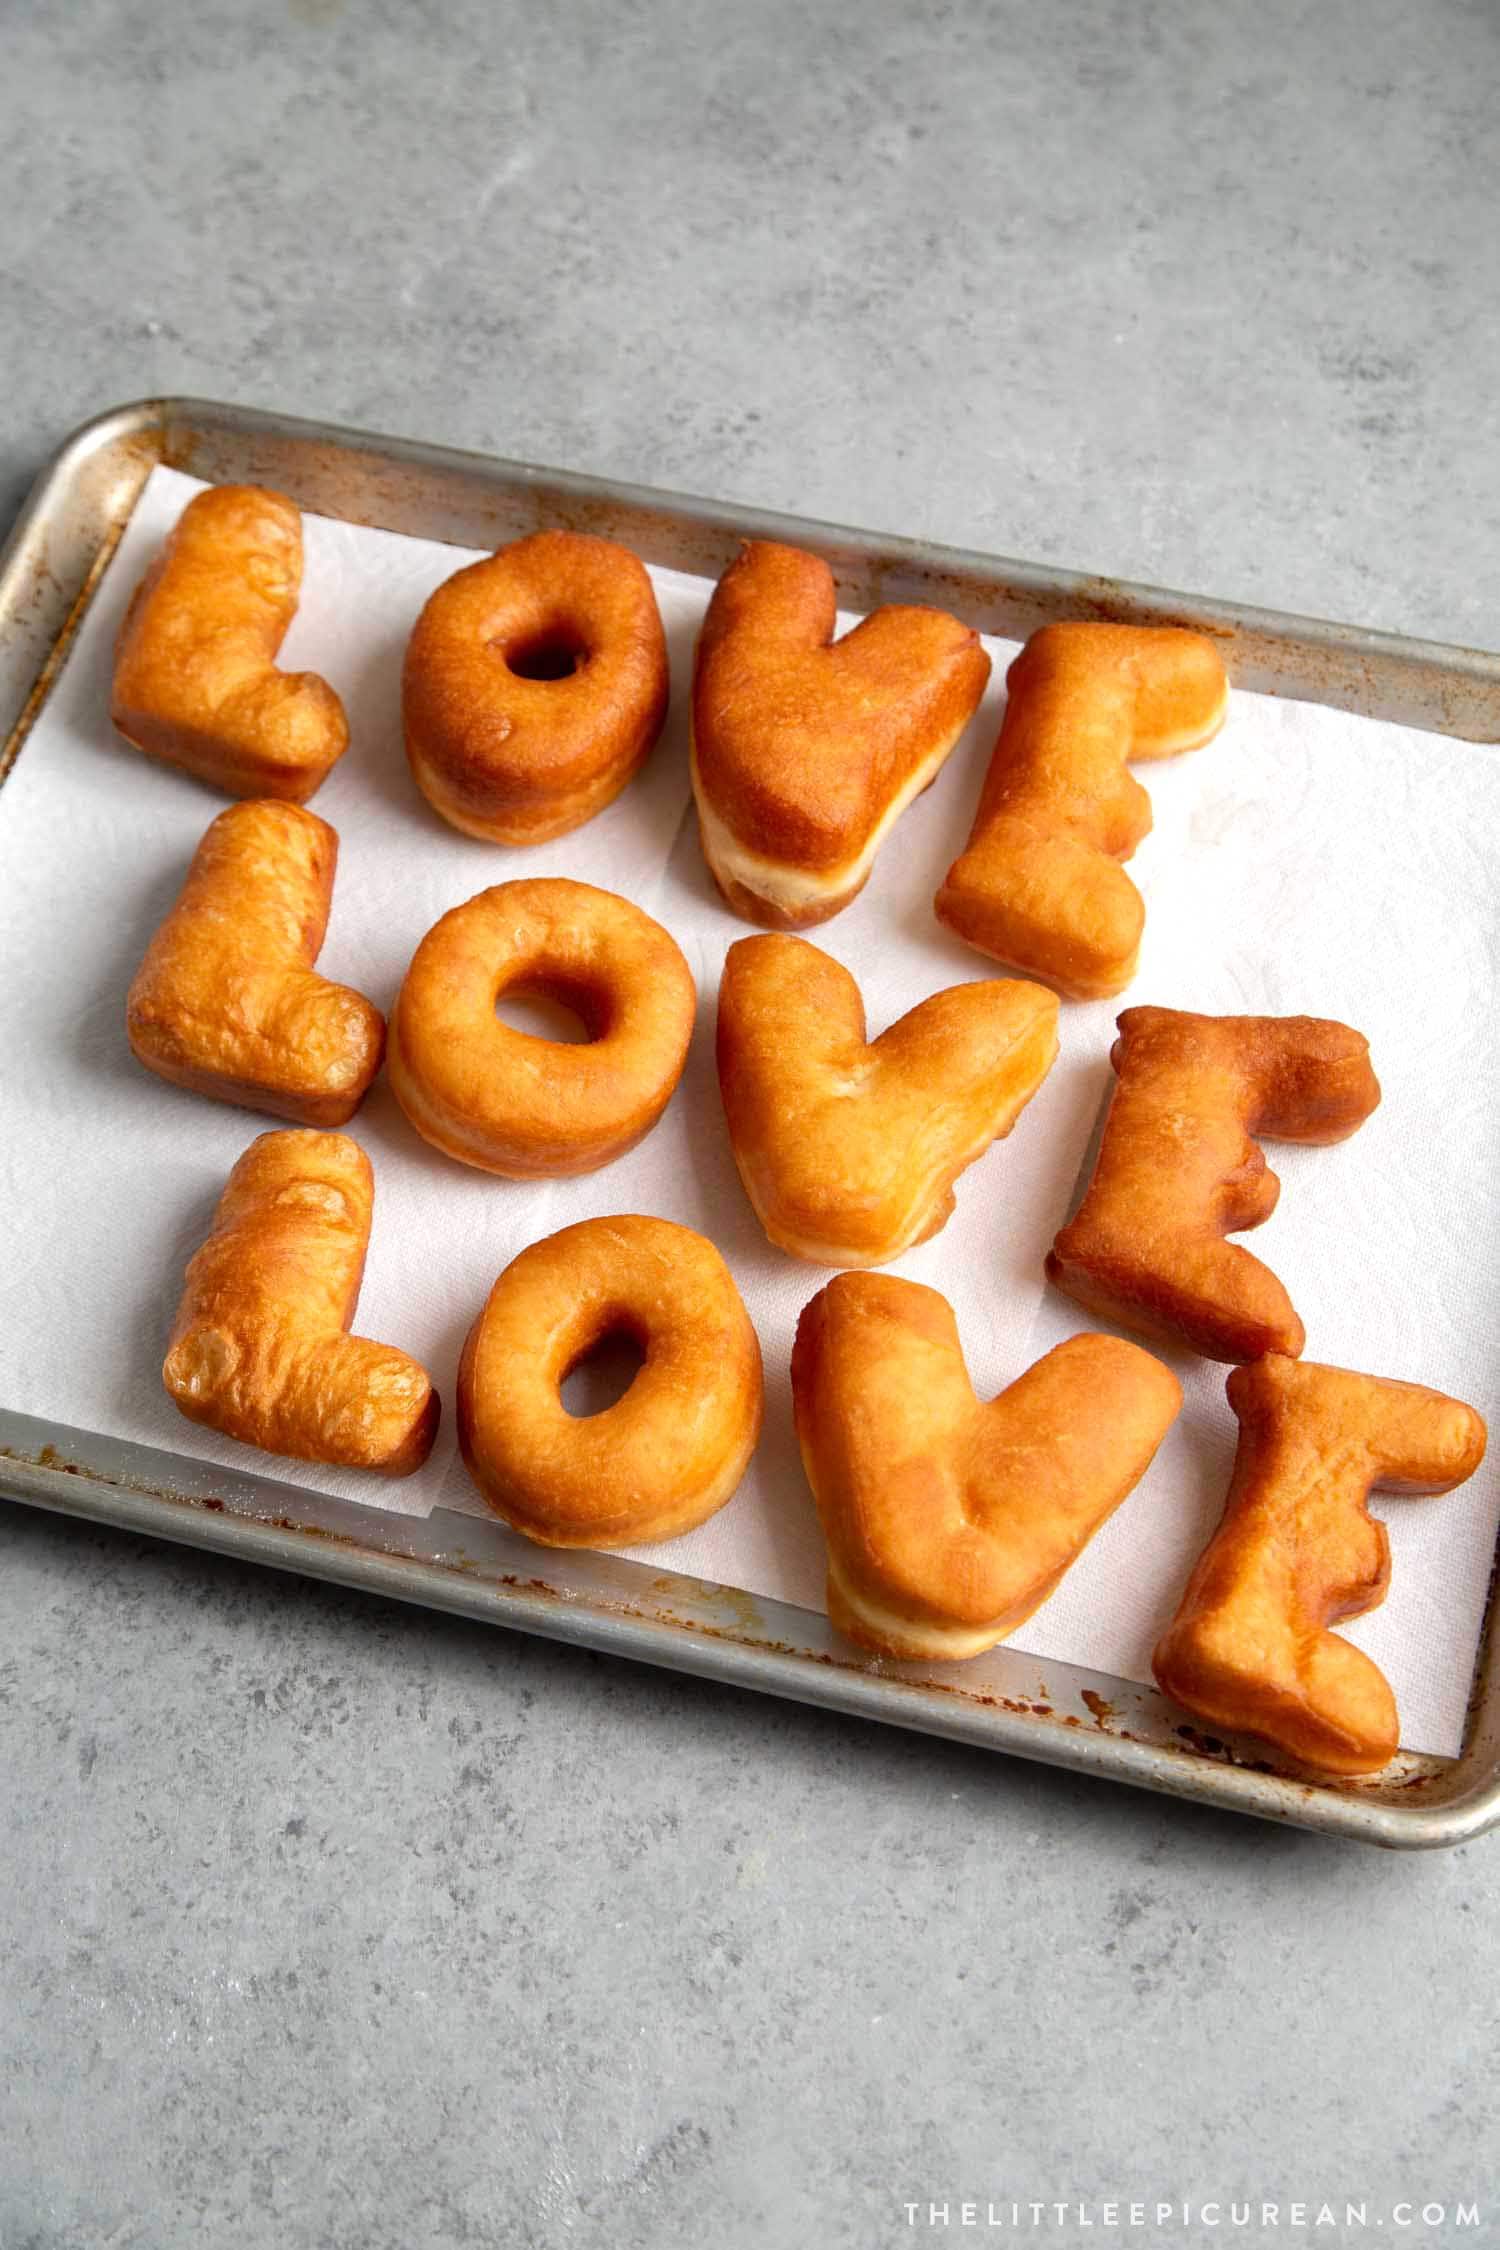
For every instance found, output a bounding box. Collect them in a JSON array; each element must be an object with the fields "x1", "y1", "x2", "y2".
[
  {"x1": 403, "y1": 530, "x2": 670, "y2": 842},
  {"x1": 458, "y1": 1215, "x2": 764, "y2": 1545},
  {"x1": 388, "y1": 878, "x2": 697, "y2": 1176}
]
